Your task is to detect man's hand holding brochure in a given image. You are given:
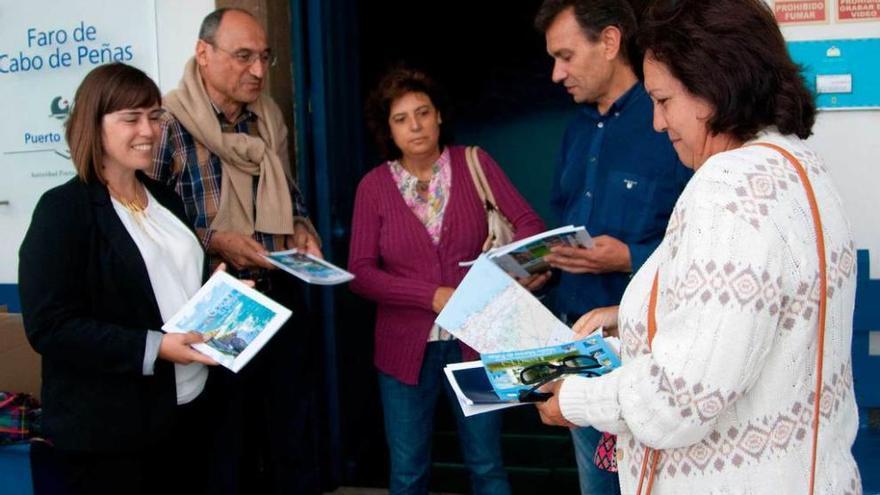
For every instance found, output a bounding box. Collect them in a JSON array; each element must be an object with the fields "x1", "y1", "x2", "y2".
[
  {"x1": 459, "y1": 225, "x2": 593, "y2": 278},
  {"x1": 263, "y1": 249, "x2": 354, "y2": 285}
]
